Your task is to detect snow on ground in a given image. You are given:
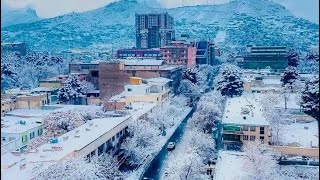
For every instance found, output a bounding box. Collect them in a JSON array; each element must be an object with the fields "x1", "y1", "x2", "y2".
[
  {"x1": 280, "y1": 121, "x2": 319, "y2": 148},
  {"x1": 214, "y1": 150, "x2": 249, "y2": 180},
  {"x1": 214, "y1": 31, "x2": 226, "y2": 44}
]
